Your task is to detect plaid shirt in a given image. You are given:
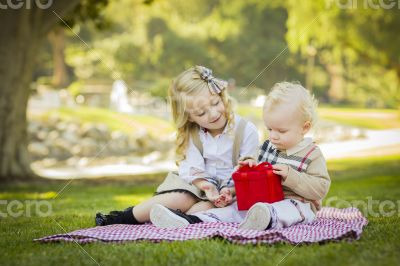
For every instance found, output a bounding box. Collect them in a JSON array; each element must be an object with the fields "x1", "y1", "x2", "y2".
[
  {"x1": 257, "y1": 138, "x2": 330, "y2": 212},
  {"x1": 257, "y1": 140, "x2": 315, "y2": 172}
]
